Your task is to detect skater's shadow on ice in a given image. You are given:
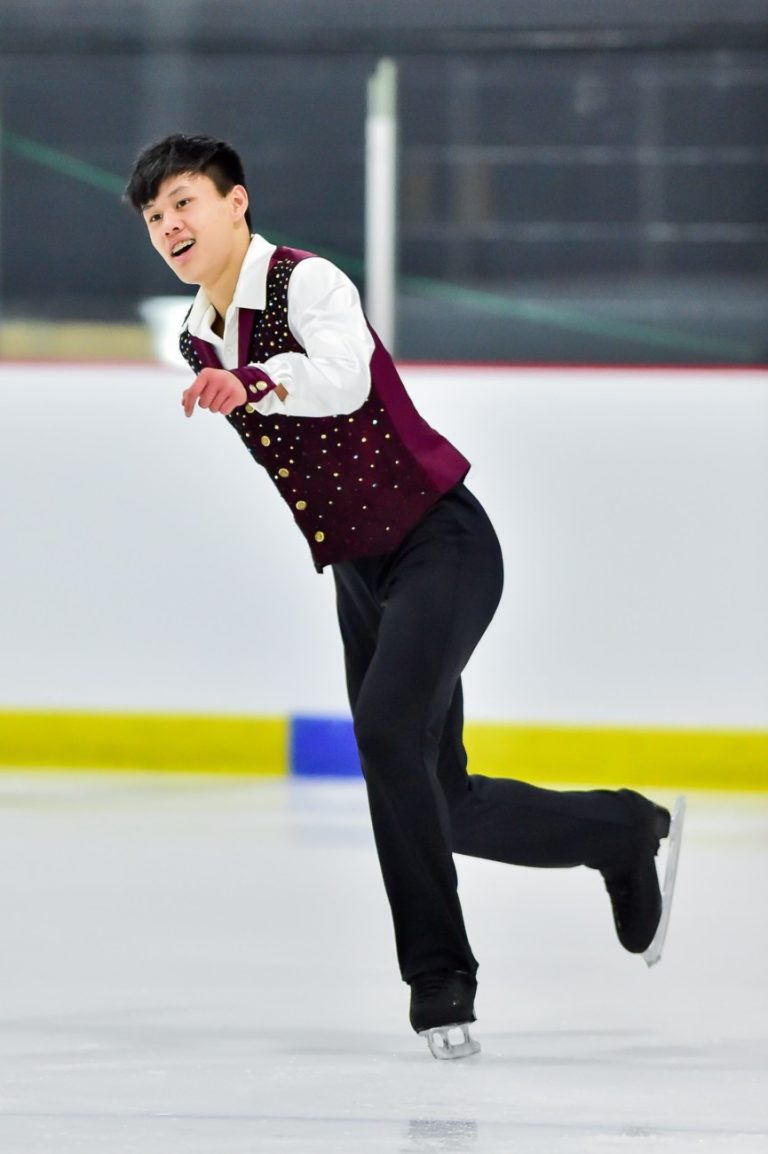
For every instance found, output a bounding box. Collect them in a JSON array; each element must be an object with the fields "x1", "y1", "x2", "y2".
[
  {"x1": 257, "y1": 1025, "x2": 665, "y2": 1064},
  {"x1": 258, "y1": 1027, "x2": 408, "y2": 1057},
  {"x1": 469, "y1": 1029, "x2": 765, "y2": 1071}
]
